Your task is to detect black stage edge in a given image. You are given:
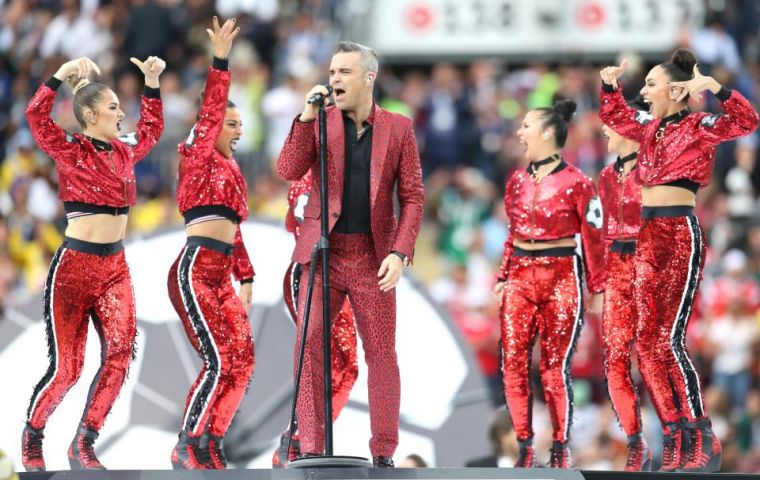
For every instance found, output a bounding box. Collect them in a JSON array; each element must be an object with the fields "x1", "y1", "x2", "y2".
[{"x1": 17, "y1": 469, "x2": 760, "y2": 480}]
